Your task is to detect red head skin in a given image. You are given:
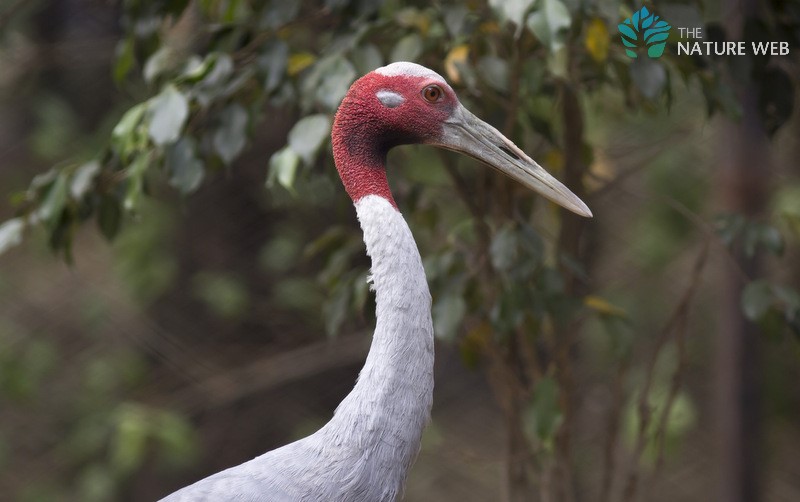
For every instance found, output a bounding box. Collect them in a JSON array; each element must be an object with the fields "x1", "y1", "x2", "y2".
[{"x1": 332, "y1": 71, "x2": 457, "y2": 209}]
